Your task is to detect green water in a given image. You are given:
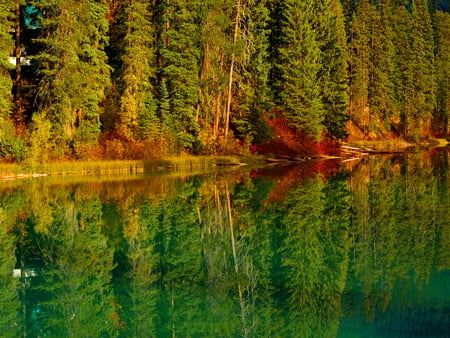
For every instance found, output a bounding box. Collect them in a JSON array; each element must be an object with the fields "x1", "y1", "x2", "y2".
[{"x1": 0, "y1": 152, "x2": 448, "y2": 337}]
